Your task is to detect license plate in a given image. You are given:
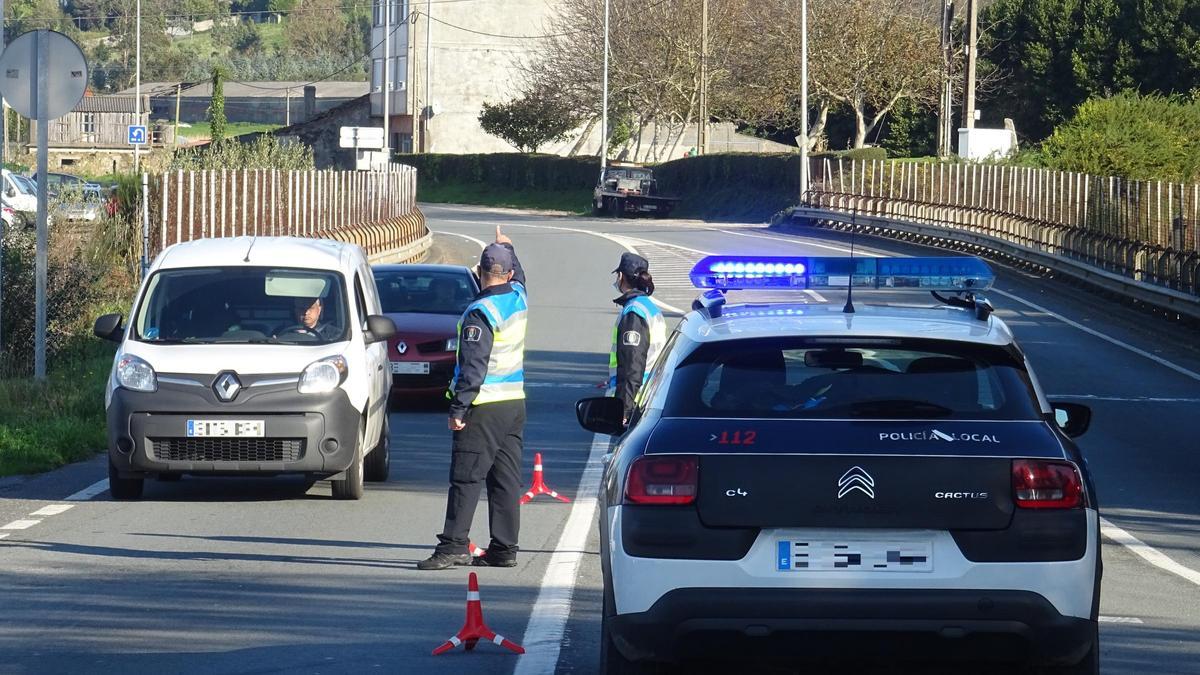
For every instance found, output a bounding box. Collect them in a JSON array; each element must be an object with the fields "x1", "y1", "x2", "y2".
[
  {"x1": 776, "y1": 539, "x2": 933, "y2": 572},
  {"x1": 391, "y1": 361, "x2": 430, "y2": 375},
  {"x1": 186, "y1": 420, "x2": 265, "y2": 438}
]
